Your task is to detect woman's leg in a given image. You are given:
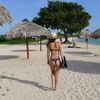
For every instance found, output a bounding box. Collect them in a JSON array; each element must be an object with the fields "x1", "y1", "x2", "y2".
[
  {"x1": 49, "y1": 60, "x2": 60, "y2": 91},
  {"x1": 49, "y1": 60, "x2": 55, "y2": 90},
  {"x1": 54, "y1": 61, "x2": 60, "y2": 91},
  {"x1": 51, "y1": 73, "x2": 54, "y2": 89},
  {"x1": 54, "y1": 71, "x2": 59, "y2": 91}
]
